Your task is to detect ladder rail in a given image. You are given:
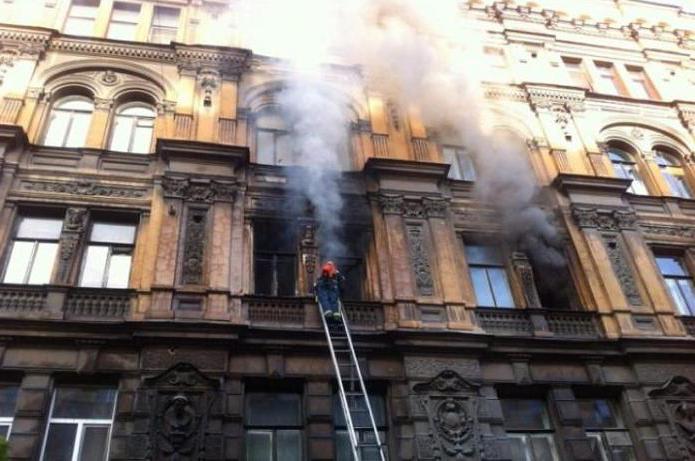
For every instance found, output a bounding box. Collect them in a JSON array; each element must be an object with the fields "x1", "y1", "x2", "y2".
[
  {"x1": 318, "y1": 298, "x2": 361, "y2": 461},
  {"x1": 336, "y1": 300, "x2": 387, "y2": 461}
]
